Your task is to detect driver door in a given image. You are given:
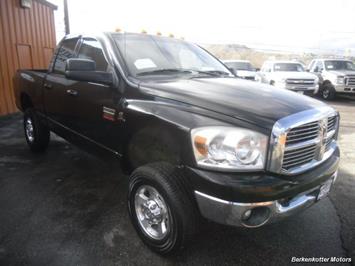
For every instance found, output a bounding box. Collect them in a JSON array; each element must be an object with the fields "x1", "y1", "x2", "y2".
[{"x1": 67, "y1": 37, "x2": 123, "y2": 151}]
